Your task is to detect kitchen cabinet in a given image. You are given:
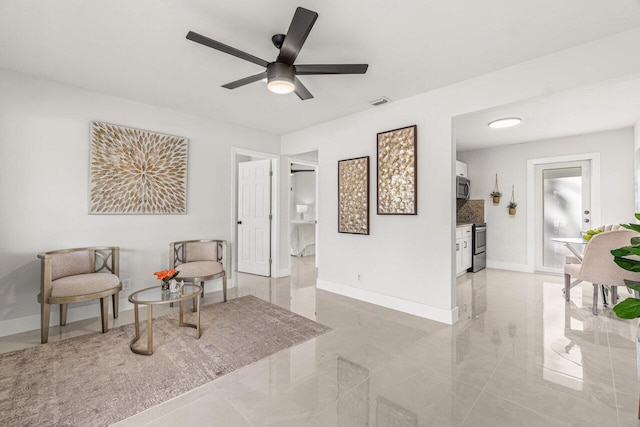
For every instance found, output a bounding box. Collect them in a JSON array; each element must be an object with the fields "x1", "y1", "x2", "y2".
[
  {"x1": 462, "y1": 235, "x2": 472, "y2": 270},
  {"x1": 456, "y1": 225, "x2": 473, "y2": 276},
  {"x1": 455, "y1": 161, "x2": 468, "y2": 177},
  {"x1": 456, "y1": 239, "x2": 463, "y2": 274}
]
